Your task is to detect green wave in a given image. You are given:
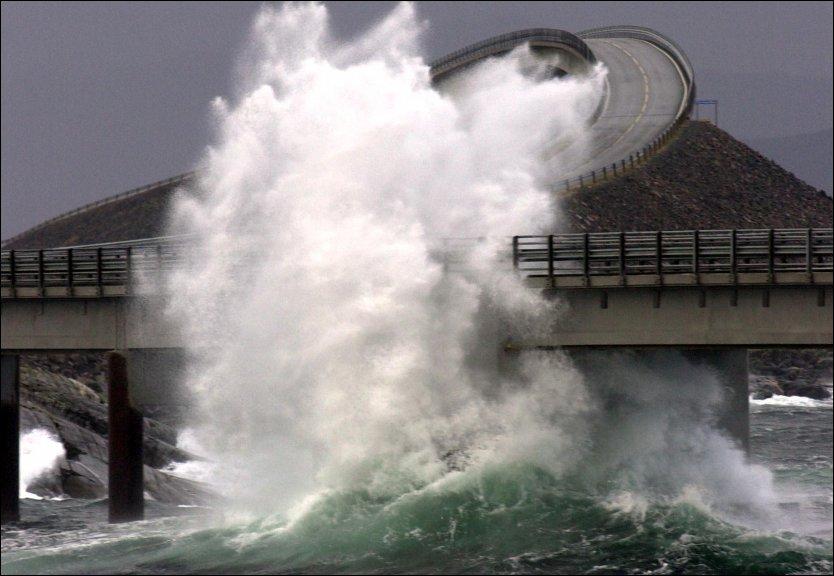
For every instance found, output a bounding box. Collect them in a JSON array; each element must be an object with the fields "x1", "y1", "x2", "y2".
[{"x1": 3, "y1": 463, "x2": 831, "y2": 575}]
